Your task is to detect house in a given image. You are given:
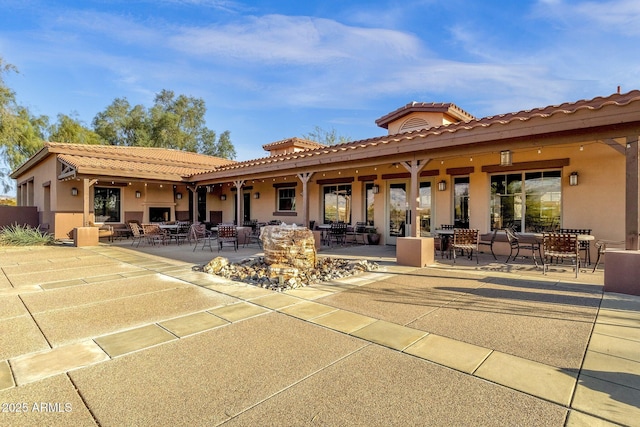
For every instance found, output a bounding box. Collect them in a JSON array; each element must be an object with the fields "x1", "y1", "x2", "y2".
[{"x1": 10, "y1": 90, "x2": 640, "y2": 257}]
